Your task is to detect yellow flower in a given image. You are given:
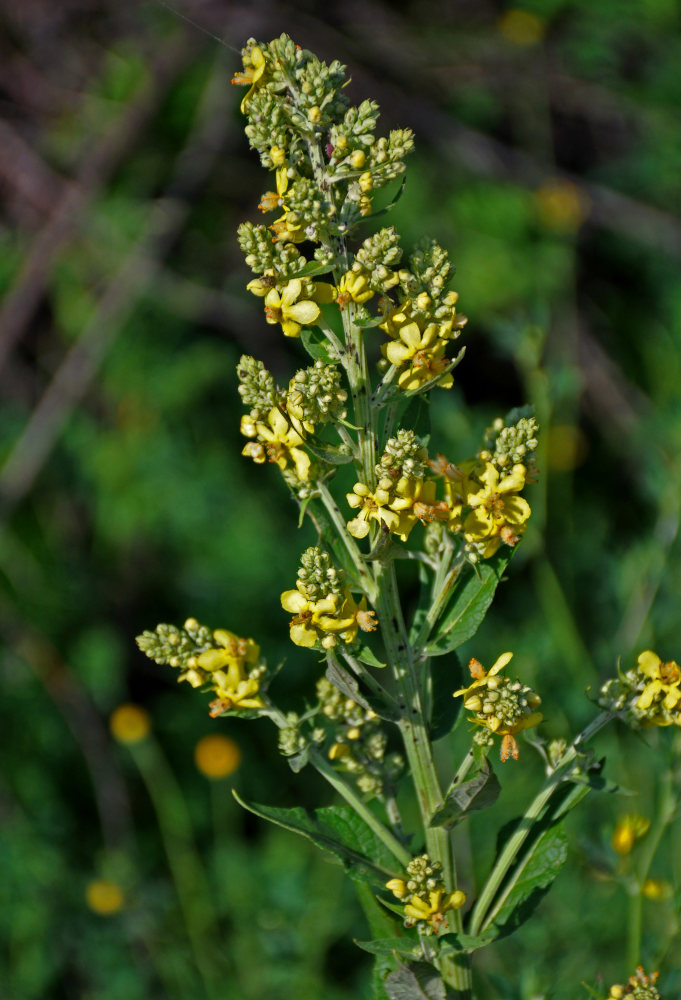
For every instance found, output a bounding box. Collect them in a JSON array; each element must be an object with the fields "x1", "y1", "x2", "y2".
[
  {"x1": 241, "y1": 407, "x2": 311, "y2": 481},
  {"x1": 231, "y1": 45, "x2": 268, "y2": 113},
  {"x1": 346, "y1": 479, "x2": 401, "y2": 539},
  {"x1": 641, "y1": 878, "x2": 672, "y2": 901},
  {"x1": 635, "y1": 650, "x2": 681, "y2": 712},
  {"x1": 335, "y1": 270, "x2": 374, "y2": 309},
  {"x1": 498, "y1": 9, "x2": 545, "y2": 46},
  {"x1": 535, "y1": 179, "x2": 587, "y2": 233},
  {"x1": 192, "y1": 629, "x2": 263, "y2": 710},
  {"x1": 86, "y1": 879, "x2": 125, "y2": 916},
  {"x1": 389, "y1": 477, "x2": 450, "y2": 541},
  {"x1": 262, "y1": 278, "x2": 321, "y2": 338},
  {"x1": 404, "y1": 888, "x2": 466, "y2": 932},
  {"x1": 110, "y1": 704, "x2": 151, "y2": 744},
  {"x1": 382, "y1": 318, "x2": 454, "y2": 391},
  {"x1": 463, "y1": 462, "x2": 531, "y2": 556},
  {"x1": 612, "y1": 814, "x2": 650, "y2": 856},
  {"x1": 194, "y1": 734, "x2": 242, "y2": 779},
  {"x1": 280, "y1": 587, "x2": 376, "y2": 648},
  {"x1": 453, "y1": 652, "x2": 514, "y2": 708}
]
